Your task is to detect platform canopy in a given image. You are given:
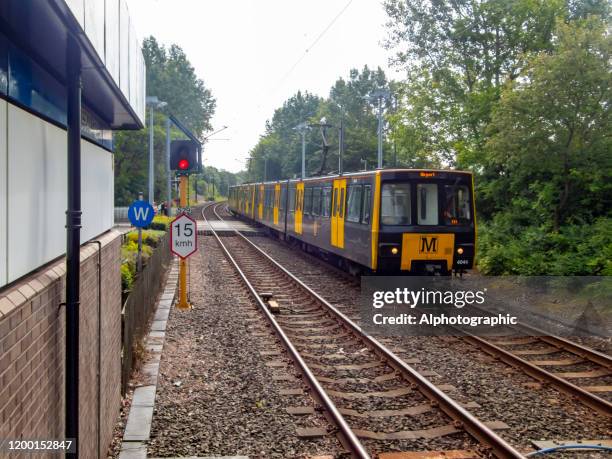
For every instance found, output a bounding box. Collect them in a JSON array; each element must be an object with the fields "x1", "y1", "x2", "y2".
[{"x1": 0, "y1": 0, "x2": 145, "y2": 130}]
